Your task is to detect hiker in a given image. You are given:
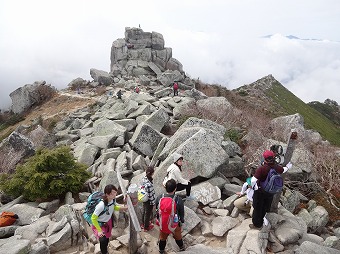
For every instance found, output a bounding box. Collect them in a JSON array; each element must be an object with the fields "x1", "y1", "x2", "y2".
[
  {"x1": 173, "y1": 82, "x2": 179, "y2": 96},
  {"x1": 163, "y1": 153, "x2": 194, "y2": 200},
  {"x1": 140, "y1": 166, "x2": 156, "y2": 231},
  {"x1": 234, "y1": 177, "x2": 254, "y2": 215},
  {"x1": 250, "y1": 150, "x2": 292, "y2": 229},
  {"x1": 91, "y1": 184, "x2": 128, "y2": 254},
  {"x1": 134, "y1": 86, "x2": 140, "y2": 93},
  {"x1": 156, "y1": 179, "x2": 185, "y2": 253},
  {"x1": 116, "y1": 89, "x2": 122, "y2": 99}
]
